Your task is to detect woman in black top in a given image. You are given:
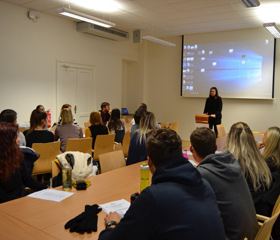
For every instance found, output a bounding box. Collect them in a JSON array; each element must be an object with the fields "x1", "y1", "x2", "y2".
[
  {"x1": 0, "y1": 123, "x2": 47, "y2": 203},
  {"x1": 203, "y1": 87, "x2": 223, "y2": 137}
]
